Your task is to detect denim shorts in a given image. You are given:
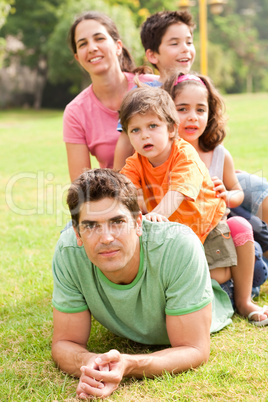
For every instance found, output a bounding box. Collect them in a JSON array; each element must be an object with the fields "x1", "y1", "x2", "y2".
[{"x1": 236, "y1": 172, "x2": 268, "y2": 216}]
